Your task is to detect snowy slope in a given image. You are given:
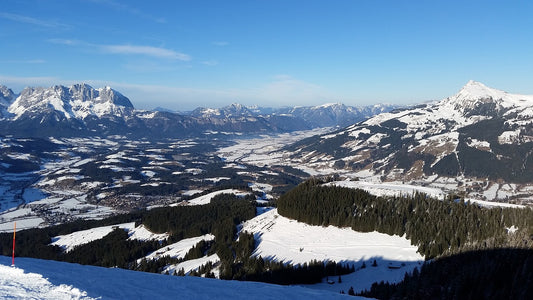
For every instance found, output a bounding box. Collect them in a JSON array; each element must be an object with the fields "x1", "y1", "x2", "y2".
[
  {"x1": 38, "y1": 206, "x2": 424, "y2": 294},
  {"x1": 50, "y1": 223, "x2": 169, "y2": 252},
  {"x1": 243, "y1": 209, "x2": 422, "y2": 264},
  {"x1": 180, "y1": 189, "x2": 251, "y2": 206},
  {"x1": 326, "y1": 180, "x2": 446, "y2": 199},
  {"x1": 50, "y1": 223, "x2": 136, "y2": 252},
  {"x1": 141, "y1": 234, "x2": 214, "y2": 262},
  {"x1": 0, "y1": 256, "x2": 355, "y2": 299},
  {"x1": 243, "y1": 81, "x2": 533, "y2": 205},
  {"x1": 242, "y1": 209, "x2": 423, "y2": 293}
]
